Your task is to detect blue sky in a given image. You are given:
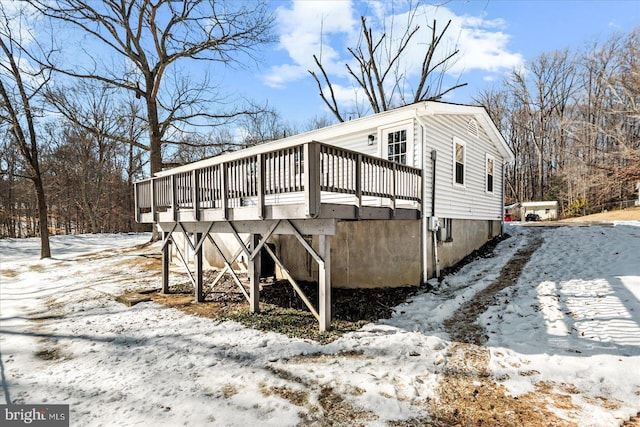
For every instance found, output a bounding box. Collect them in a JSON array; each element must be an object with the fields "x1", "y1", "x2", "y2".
[
  {"x1": 5, "y1": 0, "x2": 639, "y2": 131},
  {"x1": 223, "y1": 0, "x2": 639, "y2": 126}
]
